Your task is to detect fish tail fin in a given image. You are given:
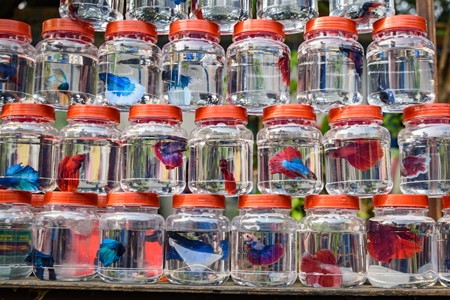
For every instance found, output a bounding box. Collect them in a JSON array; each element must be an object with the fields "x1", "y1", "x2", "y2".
[
  {"x1": 222, "y1": 169, "x2": 237, "y2": 195},
  {"x1": 300, "y1": 253, "x2": 322, "y2": 273},
  {"x1": 315, "y1": 249, "x2": 338, "y2": 265}
]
